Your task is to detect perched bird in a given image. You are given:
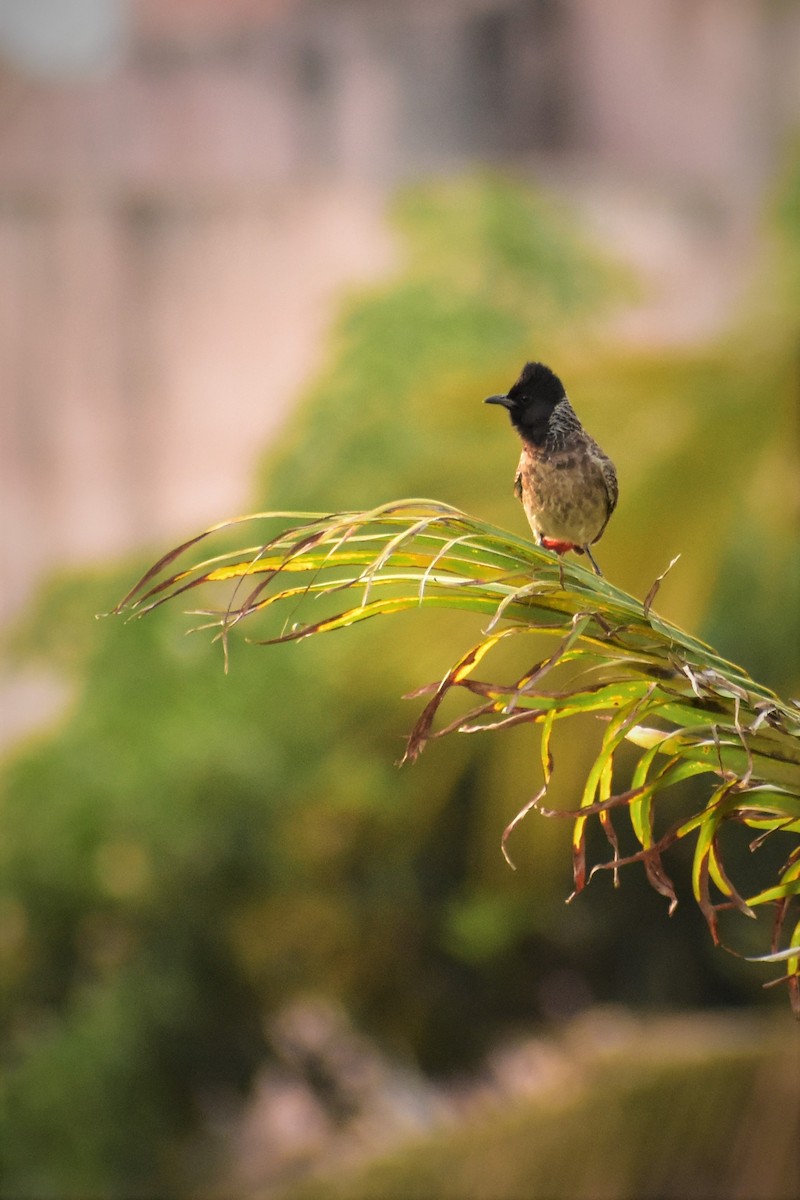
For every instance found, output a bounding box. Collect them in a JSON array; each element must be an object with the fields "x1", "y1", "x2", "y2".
[{"x1": 485, "y1": 361, "x2": 617, "y2": 575}]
